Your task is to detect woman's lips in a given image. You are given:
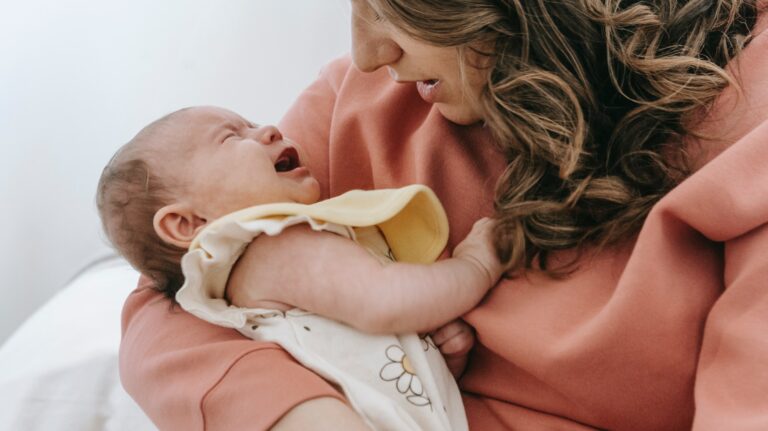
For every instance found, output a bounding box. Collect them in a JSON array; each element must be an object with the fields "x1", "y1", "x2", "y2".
[{"x1": 416, "y1": 79, "x2": 441, "y2": 103}]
